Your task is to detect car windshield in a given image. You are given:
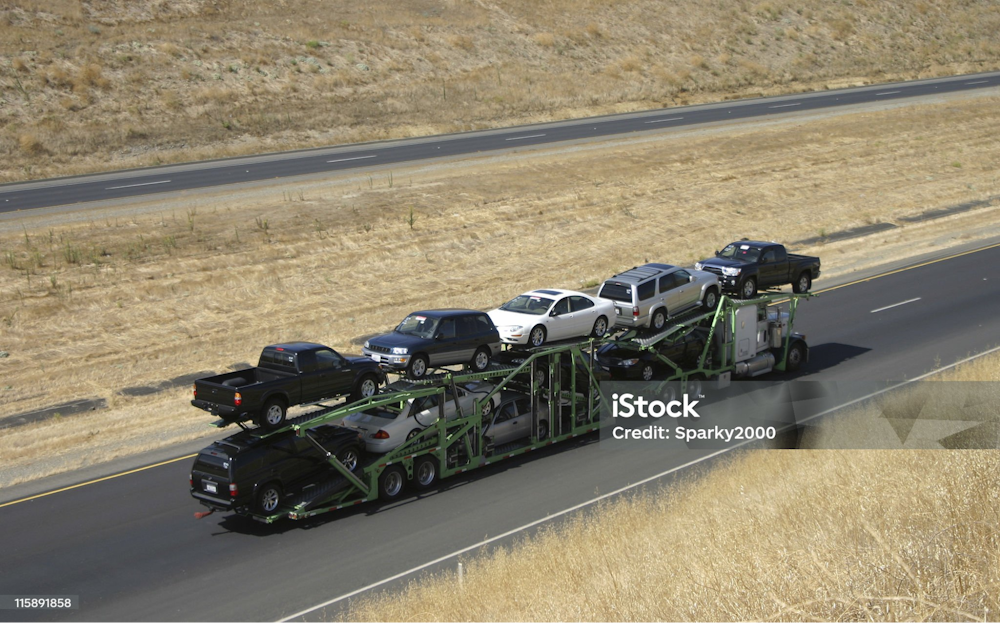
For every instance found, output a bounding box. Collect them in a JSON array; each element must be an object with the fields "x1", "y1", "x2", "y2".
[
  {"x1": 500, "y1": 295, "x2": 554, "y2": 315},
  {"x1": 395, "y1": 314, "x2": 439, "y2": 338},
  {"x1": 718, "y1": 243, "x2": 762, "y2": 262}
]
